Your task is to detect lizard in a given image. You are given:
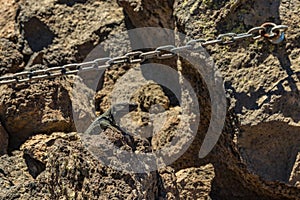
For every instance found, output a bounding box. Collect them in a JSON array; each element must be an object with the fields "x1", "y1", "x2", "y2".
[{"x1": 85, "y1": 103, "x2": 138, "y2": 135}]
